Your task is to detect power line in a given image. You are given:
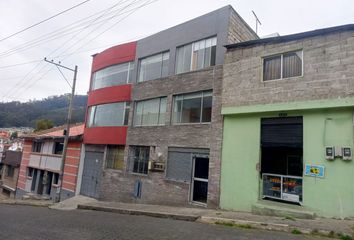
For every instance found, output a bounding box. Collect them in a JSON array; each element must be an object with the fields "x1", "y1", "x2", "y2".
[
  {"x1": 0, "y1": 0, "x2": 134, "y2": 59},
  {"x1": 3, "y1": 0, "x2": 157, "y2": 102},
  {"x1": 0, "y1": 0, "x2": 91, "y2": 43}
]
